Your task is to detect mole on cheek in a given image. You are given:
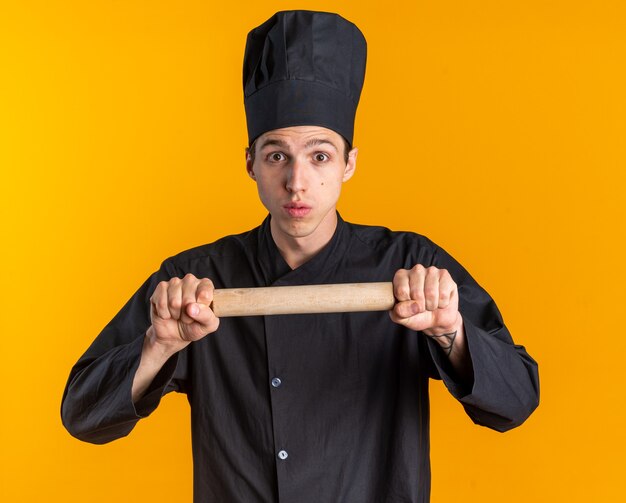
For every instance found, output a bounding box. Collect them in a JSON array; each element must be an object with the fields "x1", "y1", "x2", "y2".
[{"x1": 321, "y1": 182, "x2": 325, "y2": 186}]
